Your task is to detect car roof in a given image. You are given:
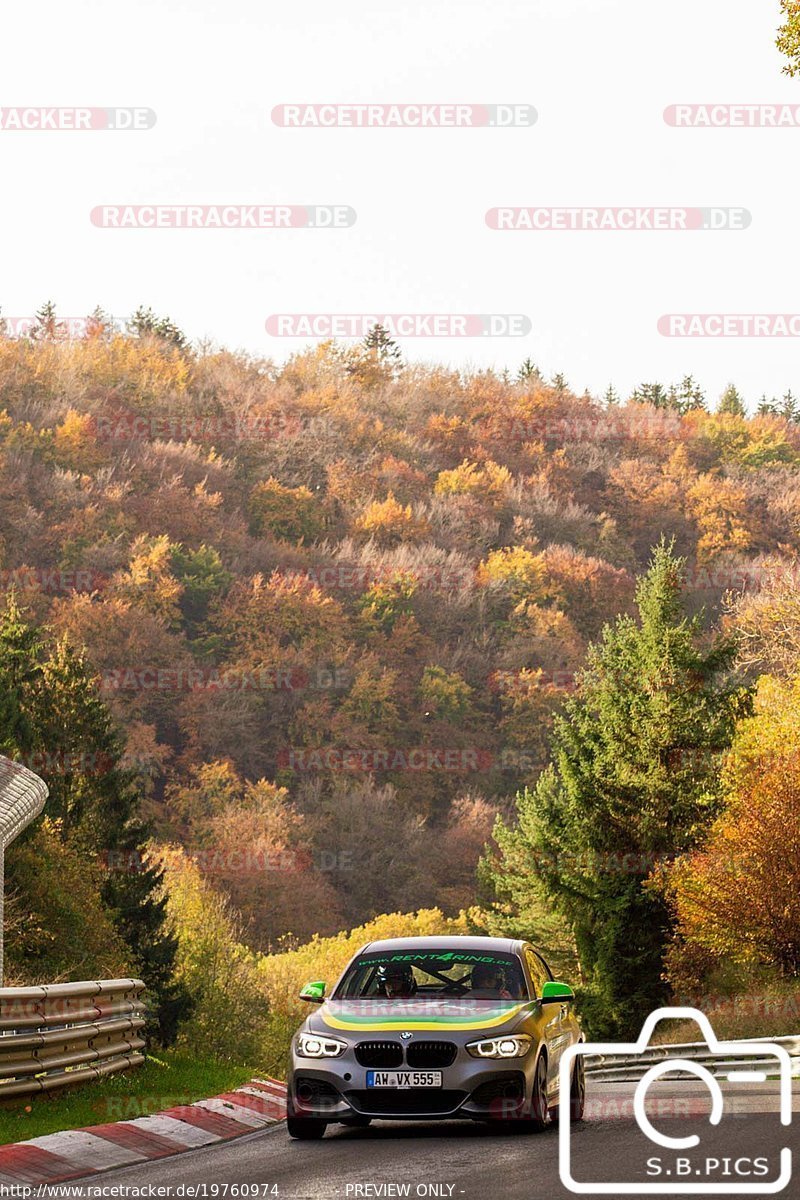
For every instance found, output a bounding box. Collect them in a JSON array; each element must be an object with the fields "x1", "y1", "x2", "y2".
[{"x1": 356, "y1": 934, "x2": 524, "y2": 956}]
